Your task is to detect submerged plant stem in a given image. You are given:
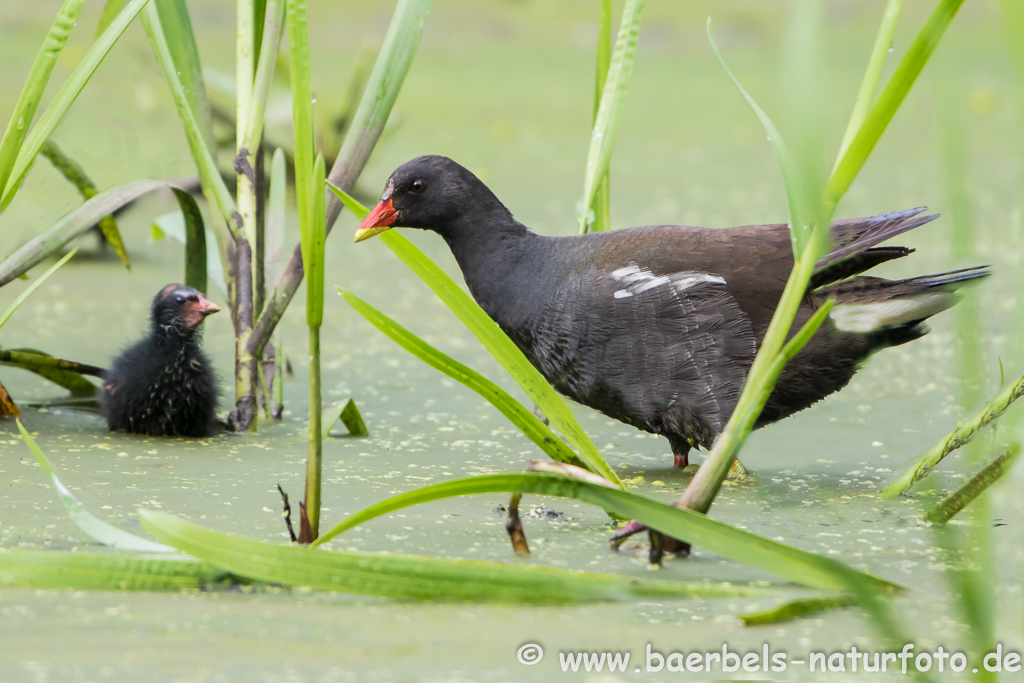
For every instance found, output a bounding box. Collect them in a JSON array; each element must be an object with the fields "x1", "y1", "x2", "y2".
[
  {"x1": 925, "y1": 444, "x2": 1020, "y2": 524},
  {"x1": 301, "y1": 325, "x2": 322, "y2": 541},
  {"x1": 881, "y1": 371, "x2": 1024, "y2": 498}
]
